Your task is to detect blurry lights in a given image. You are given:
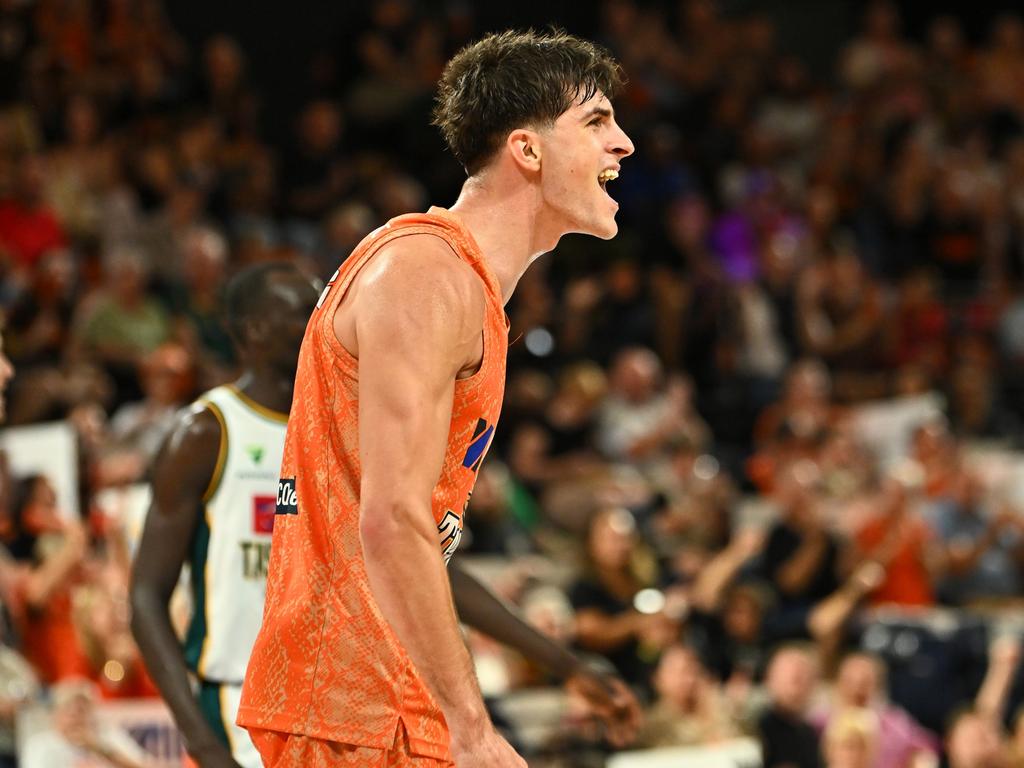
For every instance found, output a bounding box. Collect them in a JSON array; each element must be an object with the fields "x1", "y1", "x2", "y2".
[
  {"x1": 633, "y1": 588, "x2": 666, "y2": 615},
  {"x1": 607, "y1": 508, "x2": 636, "y2": 535},
  {"x1": 524, "y1": 327, "x2": 554, "y2": 357},
  {"x1": 103, "y1": 660, "x2": 125, "y2": 684},
  {"x1": 693, "y1": 454, "x2": 720, "y2": 481}
]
